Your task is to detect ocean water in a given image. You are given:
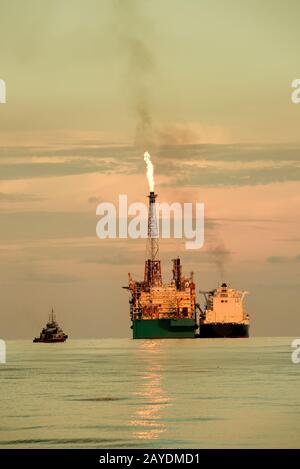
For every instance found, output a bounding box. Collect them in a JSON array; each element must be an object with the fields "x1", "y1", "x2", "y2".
[{"x1": 0, "y1": 338, "x2": 299, "y2": 449}]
